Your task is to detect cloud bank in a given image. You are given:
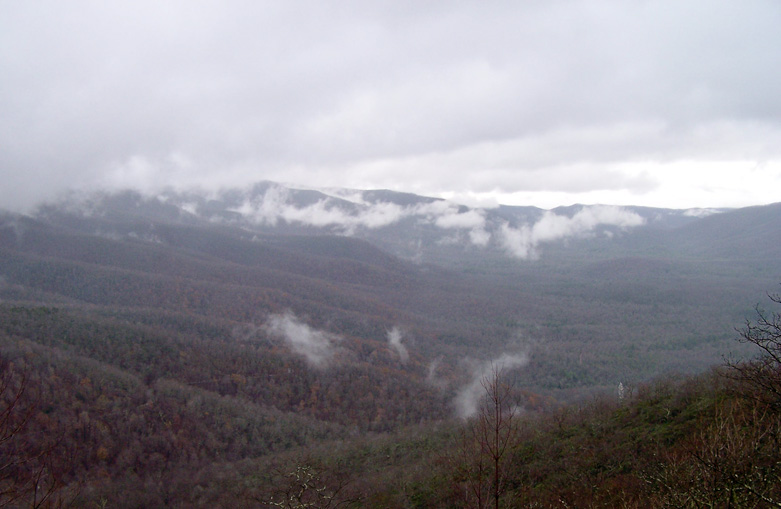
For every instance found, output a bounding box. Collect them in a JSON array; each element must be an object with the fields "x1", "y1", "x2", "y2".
[
  {"x1": 231, "y1": 186, "x2": 406, "y2": 234},
  {"x1": 498, "y1": 206, "x2": 645, "y2": 259},
  {"x1": 226, "y1": 185, "x2": 644, "y2": 259}
]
